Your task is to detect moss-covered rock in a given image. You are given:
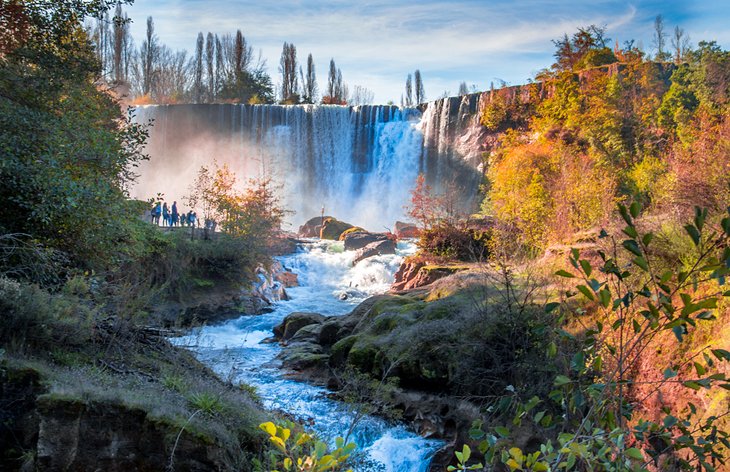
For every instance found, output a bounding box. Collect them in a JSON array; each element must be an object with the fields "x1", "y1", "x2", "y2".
[
  {"x1": 273, "y1": 312, "x2": 325, "y2": 341},
  {"x1": 319, "y1": 218, "x2": 354, "y2": 240}
]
